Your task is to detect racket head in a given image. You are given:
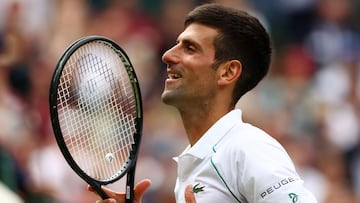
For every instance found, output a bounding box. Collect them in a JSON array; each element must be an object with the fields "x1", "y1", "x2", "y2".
[{"x1": 49, "y1": 36, "x2": 142, "y2": 196}]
